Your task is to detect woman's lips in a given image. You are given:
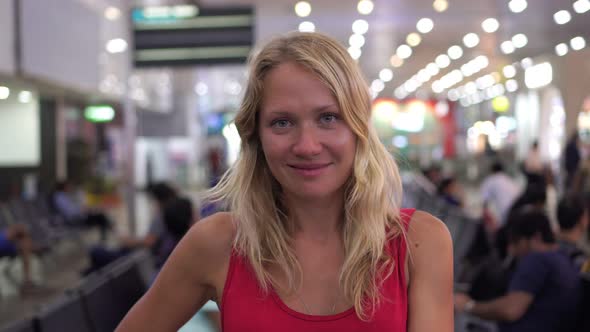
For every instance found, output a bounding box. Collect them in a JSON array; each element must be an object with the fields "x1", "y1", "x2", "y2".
[{"x1": 288, "y1": 163, "x2": 331, "y2": 177}]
